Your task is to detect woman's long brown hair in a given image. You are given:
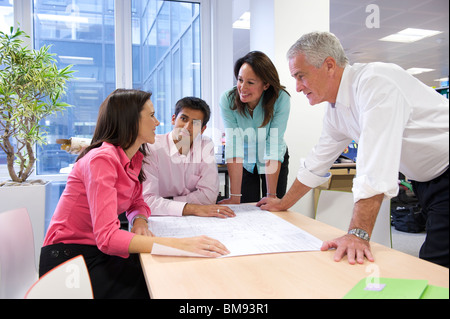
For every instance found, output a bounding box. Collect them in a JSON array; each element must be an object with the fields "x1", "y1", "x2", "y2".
[
  {"x1": 77, "y1": 89, "x2": 152, "y2": 183},
  {"x1": 229, "y1": 51, "x2": 289, "y2": 127}
]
